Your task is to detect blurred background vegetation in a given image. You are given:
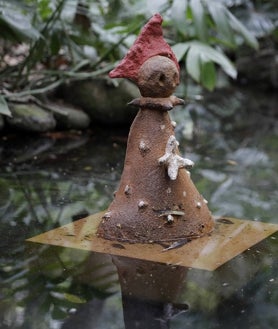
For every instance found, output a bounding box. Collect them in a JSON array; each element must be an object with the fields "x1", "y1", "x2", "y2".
[{"x1": 0, "y1": 0, "x2": 277, "y2": 126}]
